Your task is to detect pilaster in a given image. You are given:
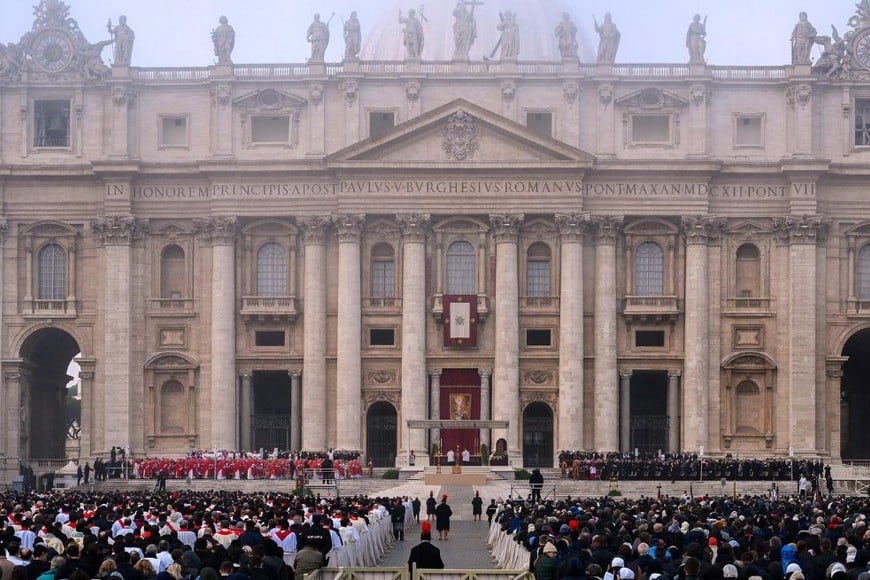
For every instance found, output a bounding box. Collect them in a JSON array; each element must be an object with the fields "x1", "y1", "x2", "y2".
[
  {"x1": 429, "y1": 369, "x2": 442, "y2": 451},
  {"x1": 619, "y1": 370, "x2": 632, "y2": 453},
  {"x1": 239, "y1": 370, "x2": 252, "y2": 451},
  {"x1": 290, "y1": 370, "x2": 302, "y2": 452},
  {"x1": 667, "y1": 370, "x2": 681, "y2": 454},
  {"x1": 479, "y1": 368, "x2": 492, "y2": 452}
]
